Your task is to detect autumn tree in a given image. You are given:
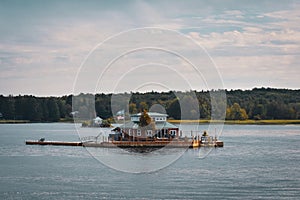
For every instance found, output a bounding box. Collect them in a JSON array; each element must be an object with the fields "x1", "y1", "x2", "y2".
[
  {"x1": 139, "y1": 101, "x2": 148, "y2": 111},
  {"x1": 139, "y1": 109, "x2": 151, "y2": 127},
  {"x1": 226, "y1": 103, "x2": 248, "y2": 120},
  {"x1": 129, "y1": 103, "x2": 138, "y2": 114}
]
